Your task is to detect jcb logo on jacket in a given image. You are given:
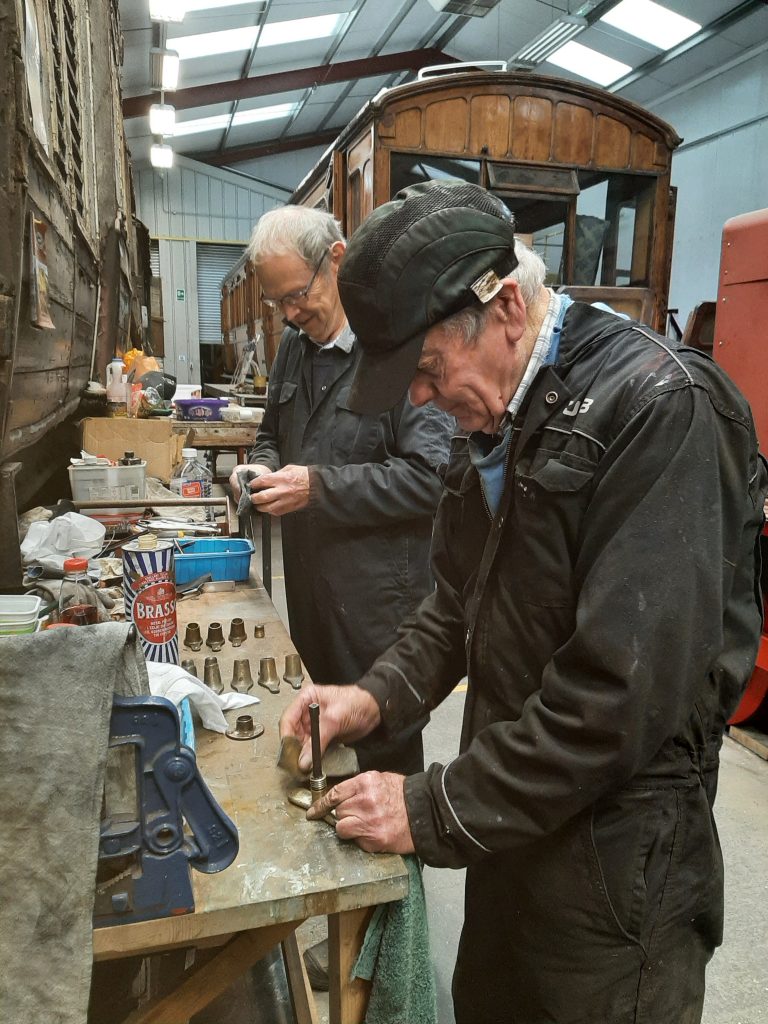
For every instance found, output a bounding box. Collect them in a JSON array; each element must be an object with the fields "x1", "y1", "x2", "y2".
[{"x1": 563, "y1": 398, "x2": 594, "y2": 417}]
